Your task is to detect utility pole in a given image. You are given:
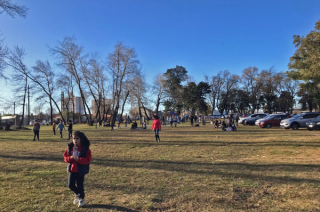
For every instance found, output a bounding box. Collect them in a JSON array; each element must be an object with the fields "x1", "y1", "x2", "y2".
[
  {"x1": 28, "y1": 85, "x2": 30, "y2": 124},
  {"x1": 14, "y1": 102, "x2": 15, "y2": 115}
]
